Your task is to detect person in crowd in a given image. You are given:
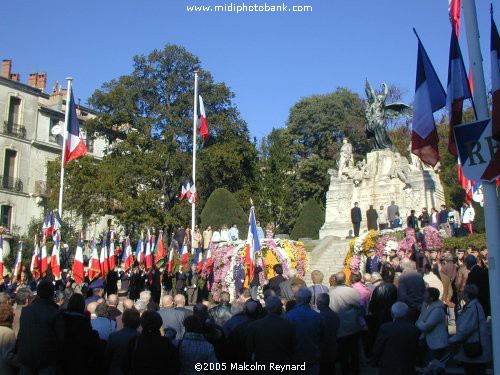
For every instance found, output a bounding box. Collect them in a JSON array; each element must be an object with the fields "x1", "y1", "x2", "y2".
[
  {"x1": 106, "y1": 266, "x2": 119, "y2": 296},
  {"x1": 377, "y1": 205, "x2": 388, "y2": 230},
  {"x1": 449, "y1": 284, "x2": 491, "y2": 375},
  {"x1": 186, "y1": 263, "x2": 199, "y2": 306},
  {"x1": 366, "y1": 204, "x2": 378, "y2": 231},
  {"x1": 229, "y1": 223, "x2": 239, "y2": 241},
  {"x1": 265, "y1": 223, "x2": 274, "y2": 239},
  {"x1": 350, "y1": 272, "x2": 371, "y2": 312},
  {"x1": 430, "y1": 207, "x2": 439, "y2": 229},
  {"x1": 351, "y1": 202, "x2": 362, "y2": 237},
  {"x1": 329, "y1": 272, "x2": 362, "y2": 375},
  {"x1": 448, "y1": 206, "x2": 461, "y2": 236},
  {"x1": 174, "y1": 294, "x2": 193, "y2": 319},
  {"x1": 91, "y1": 302, "x2": 117, "y2": 341},
  {"x1": 407, "y1": 210, "x2": 419, "y2": 230},
  {"x1": 202, "y1": 225, "x2": 212, "y2": 251},
  {"x1": 192, "y1": 226, "x2": 202, "y2": 254},
  {"x1": 391, "y1": 212, "x2": 403, "y2": 228},
  {"x1": 17, "y1": 280, "x2": 65, "y2": 373},
  {"x1": 210, "y1": 227, "x2": 221, "y2": 243},
  {"x1": 226, "y1": 300, "x2": 260, "y2": 364},
  {"x1": 116, "y1": 298, "x2": 135, "y2": 331},
  {"x1": 422, "y1": 263, "x2": 443, "y2": 299},
  {"x1": 209, "y1": 291, "x2": 232, "y2": 328},
  {"x1": 256, "y1": 221, "x2": 265, "y2": 240},
  {"x1": 247, "y1": 296, "x2": 295, "y2": 369},
  {"x1": 365, "y1": 249, "x2": 381, "y2": 274},
  {"x1": 107, "y1": 294, "x2": 122, "y2": 320},
  {"x1": 162, "y1": 268, "x2": 174, "y2": 296},
  {"x1": 461, "y1": 202, "x2": 475, "y2": 236},
  {"x1": 438, "y1": 204, "x2": 451, "y2": 237},
  {"x1": 465, "y1": 254, "x2": 490, "y2": 317},
  {"x1": 250, "y1": 260, "x2": 264, "y2": 300},
  {"x1": 122, "y1": 311, "x2": 180, "y2": 374},
  {"x1": 179, "y1": 315, "x2": 219, "y2": 375},
  {"x1": 397, "y1": 258, "x2": 426, "y2": 323},
  {"x1": 0, "y1": 303, "x2": 19, "y2": 374},
  {"x1": 416, "y1": 287, "x2": 448, "y2": 362},
  {"x1": 128, "y1": 267, "x2": 145, "y2": 301},
  {"x1": 176, "y1": 226, "x2": 186, "y2": 250},
  {"x1": 267, "y1": 264, "x2": 285, "y2": 297},
  {"x1": 387, "y1": 201, "x2": 399, "y2": 228},
  {"x1": 223, "y1": 300, "x2": 247, "y2": 337},
  {"x1": 158, "y1": 295, "x2": 185, "y2": 340},
  {"x1": 148, "y1": 266, "x2": 162, "y2": 305},
  {"x1": 363, "y1": 273, "x2": 374, "y2": 291},
  {"x1": 309, "y1": 270, "x2": 329, "y2": 310},
  {"x1": 184, "y1": 227, "x2": 192, "y2": 254},
  {"x1": 317, "y1": 293, "x2": 339, "y2": 375},
  {"x1": 280, "y1": 268, "x2": 306, "y2": 301},
  {"x1": 368, "y1": 263, "x2": 398, "y2": 344},
  {"x1": 418, "y1": 207, "x2": 430, "y2": 228},
  {"x1": 285, "y1": 288, "x2": 324, "y2": 375},
  {"x1": 372, "y1": 302, "x2": 421, "y2": 375},
  {"x1": 12, "y1": 287, "x2": 31, "y2": 336},
  {"x1": 61, "y1": 294, "x2": 104, "y2": 374},
  {"x1": 86, "y1": 281, "x2": 105, "y2": 306},
  {"x1": 106, "y1": 309, "x2": 141, "y2": 375},
  {"x1": 175, "y1": 265, "x2": 188, "y2": 298},
  {"x1": 193, "y1": 303, "x2": 225, "y2": 360},
  {"x1": 138, "y1": 290, "x2": 157, "y2": 312},
  {"x1": 219, "y1": 224, "x2": 230, "y2": 242}
]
